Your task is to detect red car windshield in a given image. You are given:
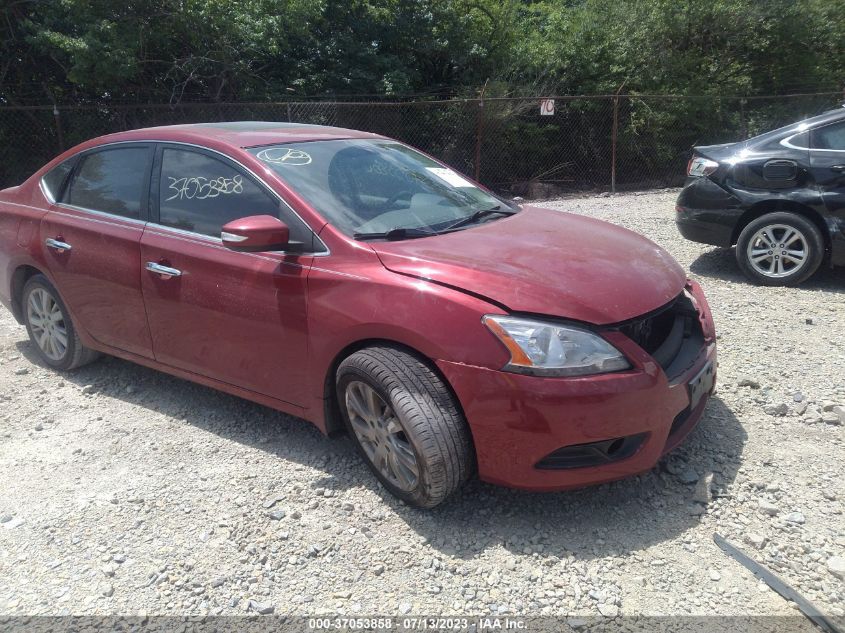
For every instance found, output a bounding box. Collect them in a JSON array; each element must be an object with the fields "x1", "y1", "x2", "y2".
[{"x1": 249, "y1": 139, "x2": 511, "y2": 237}]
